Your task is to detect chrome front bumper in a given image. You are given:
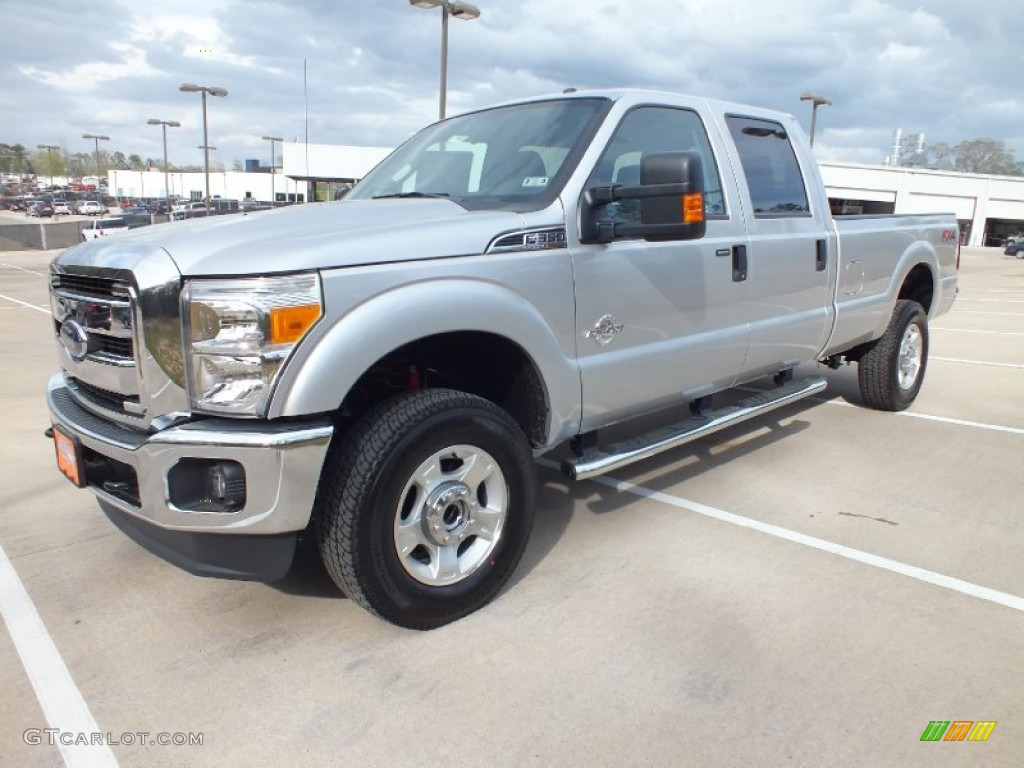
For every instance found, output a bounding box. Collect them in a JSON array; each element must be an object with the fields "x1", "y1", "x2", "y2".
[{"x1": 47, "y1": 374, "x2": 333, "y2": 535}]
